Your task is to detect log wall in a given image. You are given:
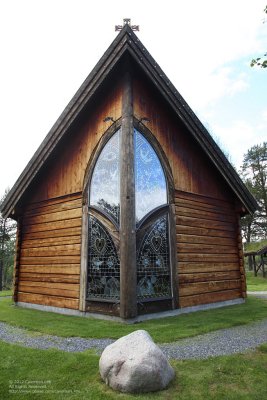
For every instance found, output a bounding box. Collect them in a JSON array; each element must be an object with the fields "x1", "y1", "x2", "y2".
[
  {"x1": 175, "y1": 190, "x2": 242, "y2": 307},
  {"x1": 17, "y1": 193, "x2": 83, "y2": 309}
]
